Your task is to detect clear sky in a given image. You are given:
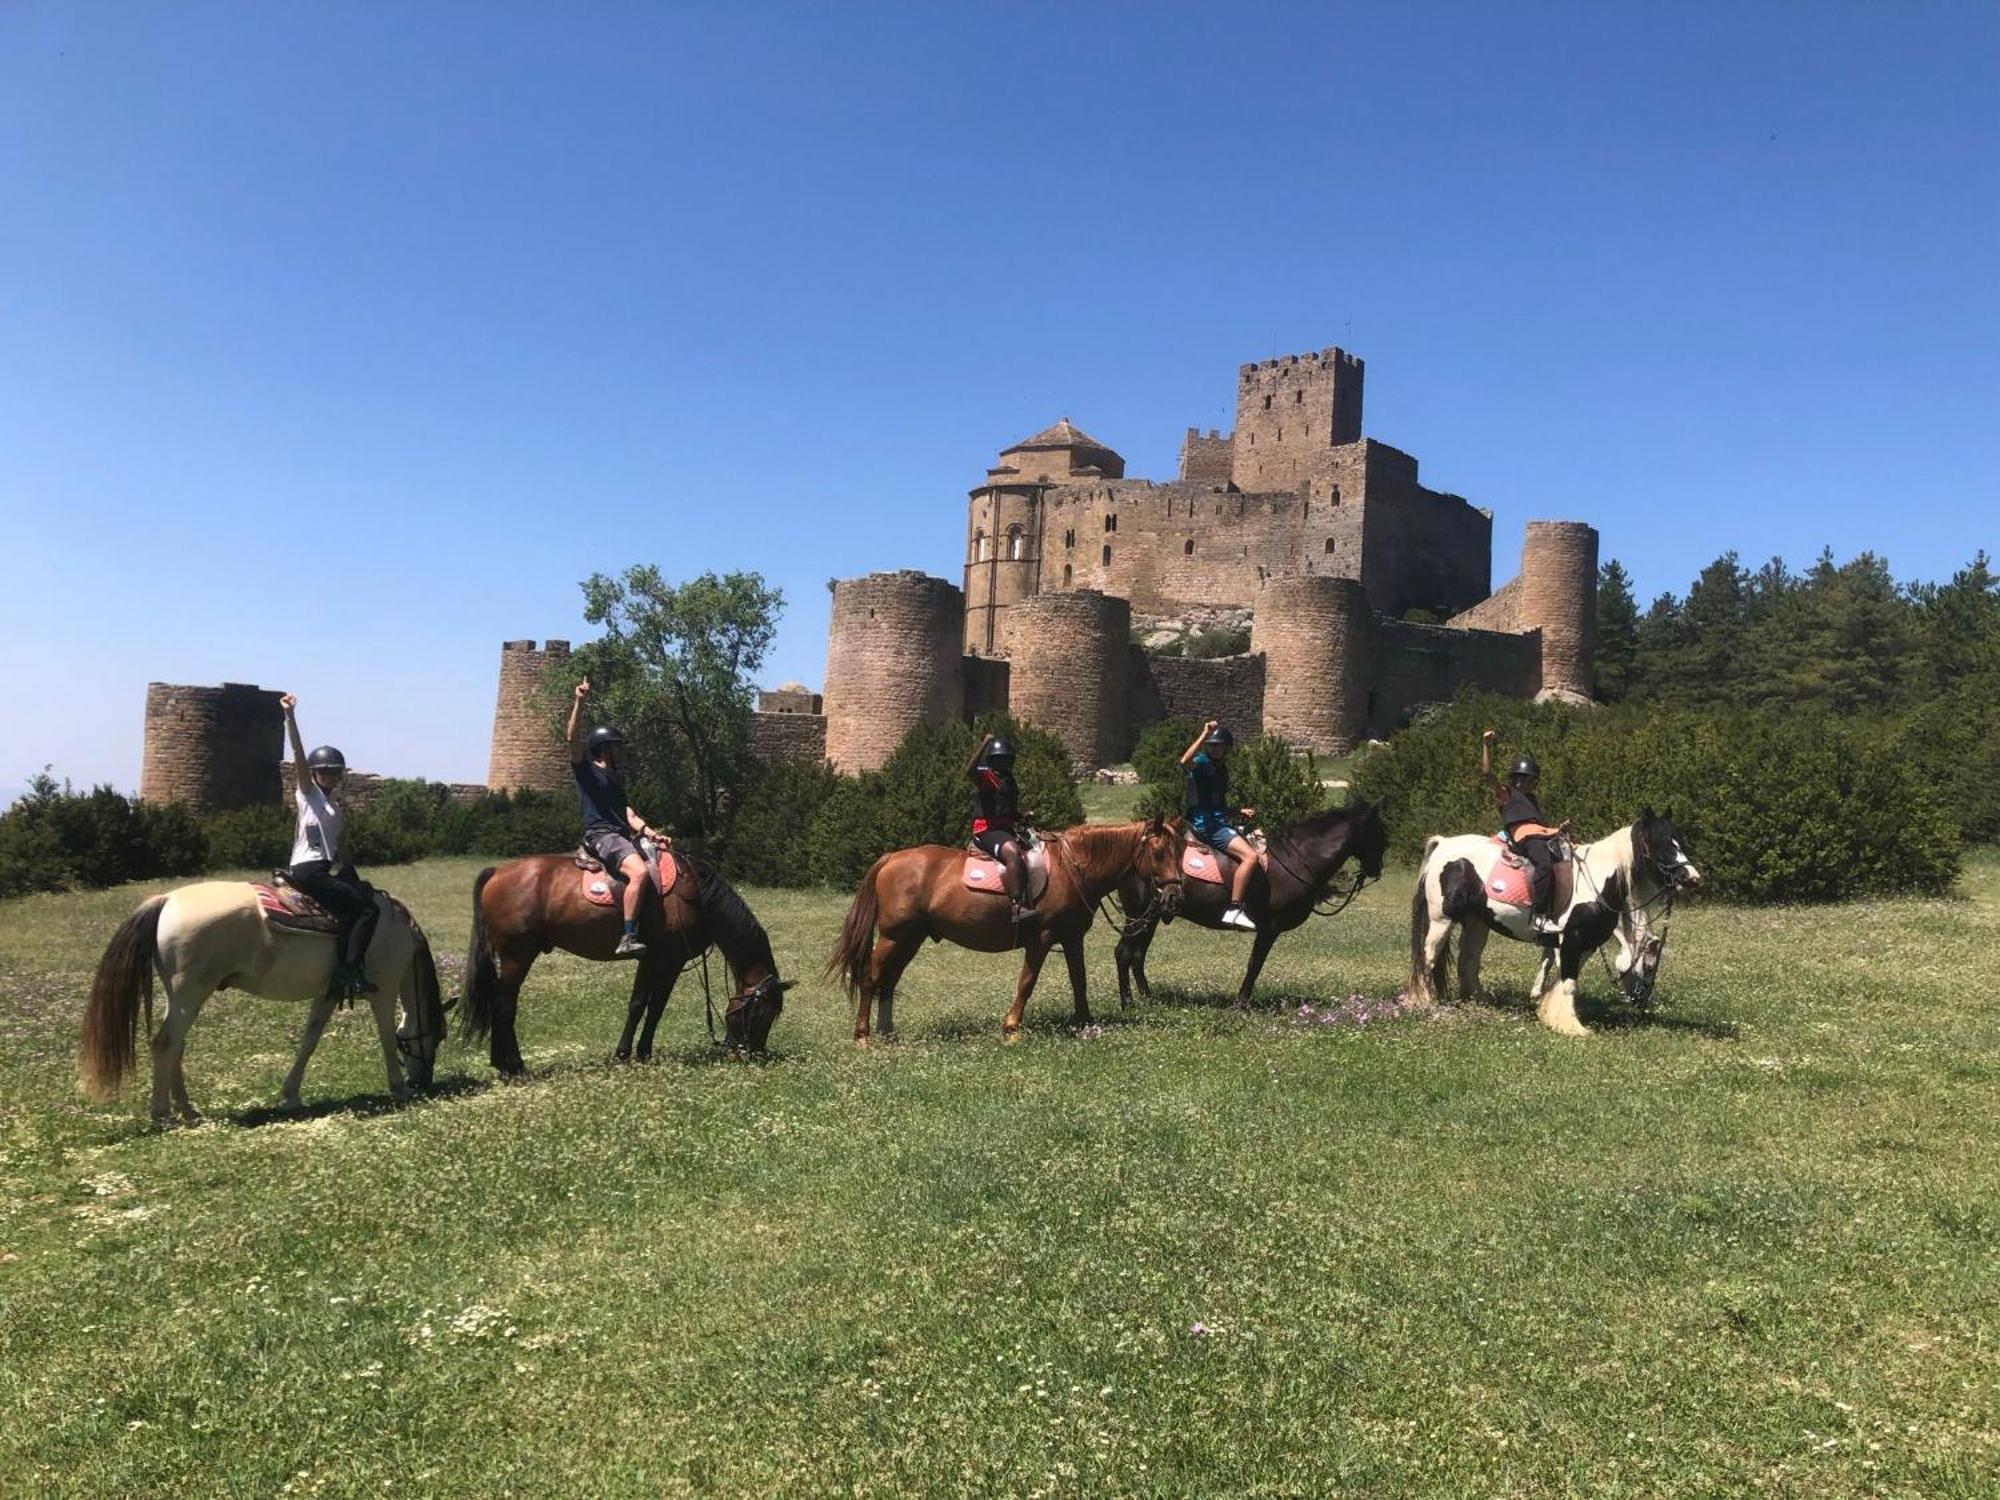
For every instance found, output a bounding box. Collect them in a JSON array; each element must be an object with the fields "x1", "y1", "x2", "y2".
[{"x1": 2, "y1": 1, "x2": 1994, "y2": 795}]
